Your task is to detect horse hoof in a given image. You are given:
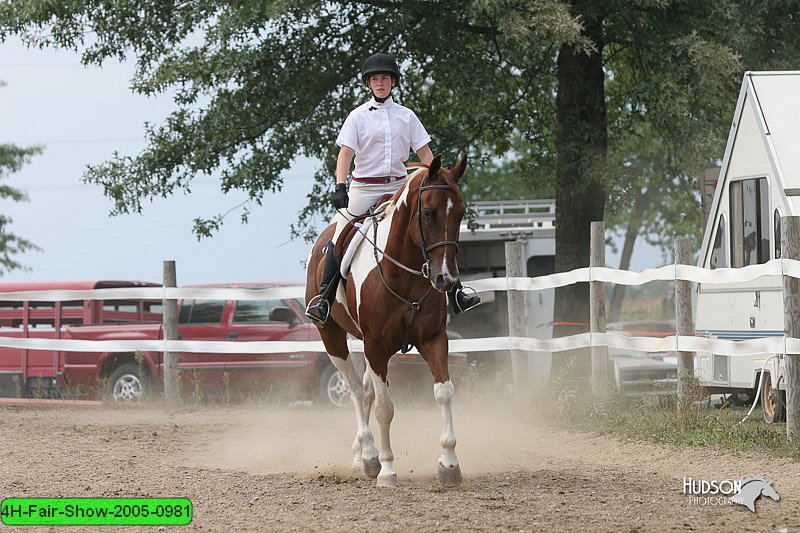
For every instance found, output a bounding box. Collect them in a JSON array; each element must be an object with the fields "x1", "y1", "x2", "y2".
[
  {"x1": 437, "y1": 464, "x2": 463, "y2": 488},
  {"x1": 362, "y1": 457, "x2": 381, "y2": 479},
  {"x1": 376, "y1": 473, "x2": 399, "y2": 488}
]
